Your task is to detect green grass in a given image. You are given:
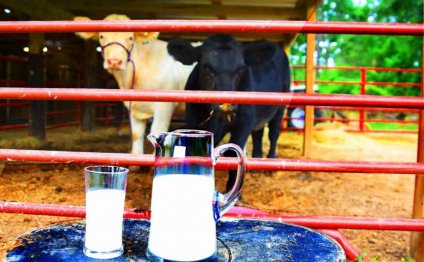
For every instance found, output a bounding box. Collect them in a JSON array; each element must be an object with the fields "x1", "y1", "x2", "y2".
[
  {"x1": 353, "y1": 251, "x2": 415, "y2": 262},
  {"x1": 367, "y1": 122, "x2": 418, "y2": 131}
]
